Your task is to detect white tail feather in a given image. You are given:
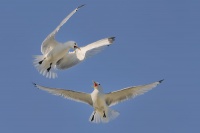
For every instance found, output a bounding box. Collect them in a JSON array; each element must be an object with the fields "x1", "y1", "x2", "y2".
[
  {"x1": 33, "y1": 55, "x2": 57, "y2": 79},
  {"x1": 89, "y1": 108, "x2": 119, "y2": 123}
]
